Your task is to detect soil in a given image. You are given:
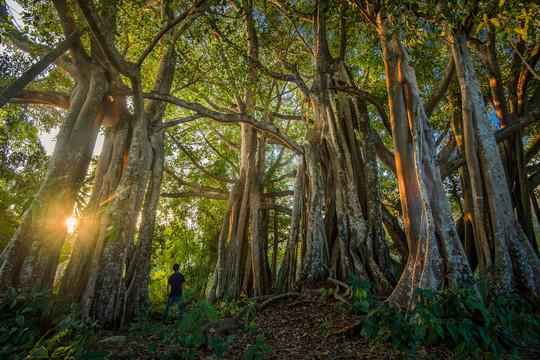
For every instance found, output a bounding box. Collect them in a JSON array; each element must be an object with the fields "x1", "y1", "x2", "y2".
[{"x1": 89, "y1": 291, "x2": 456, "y2": 359}]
